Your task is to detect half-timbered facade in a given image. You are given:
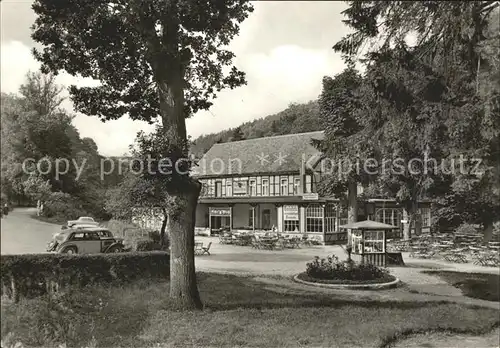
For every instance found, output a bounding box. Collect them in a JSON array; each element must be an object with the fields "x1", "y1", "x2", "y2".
[{"x1": 192, "y1": 131, "x2": 432, "y2": 244}]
